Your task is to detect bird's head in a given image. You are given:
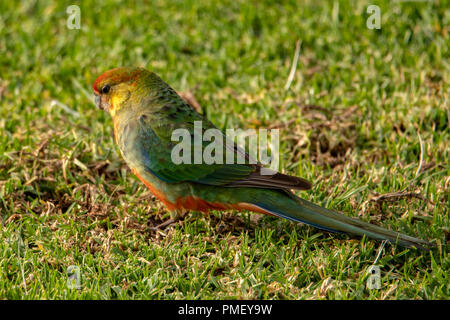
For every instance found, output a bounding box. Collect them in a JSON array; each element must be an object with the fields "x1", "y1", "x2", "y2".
[{"x1": 93, "y1": 67, "x2": 147, "y2": 116}]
